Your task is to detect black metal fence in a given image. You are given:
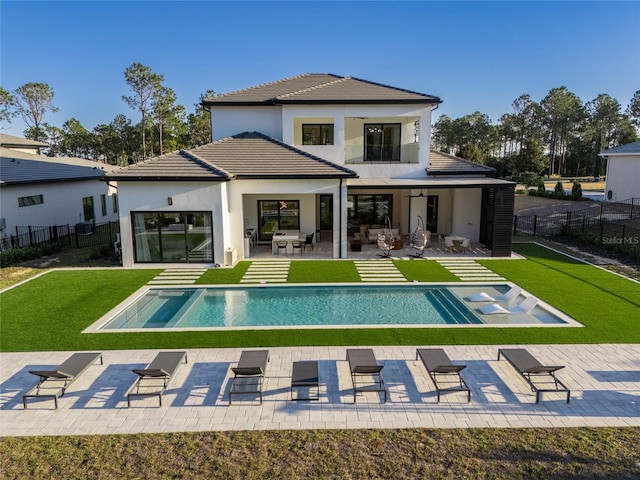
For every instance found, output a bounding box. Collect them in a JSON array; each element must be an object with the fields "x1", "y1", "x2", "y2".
[
  {"x1": 1, "y1": 221, "x2": 120, "y2": 251},
  {"x1": 514, "y1": 198, "x2": 640, "y2": 259}
]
